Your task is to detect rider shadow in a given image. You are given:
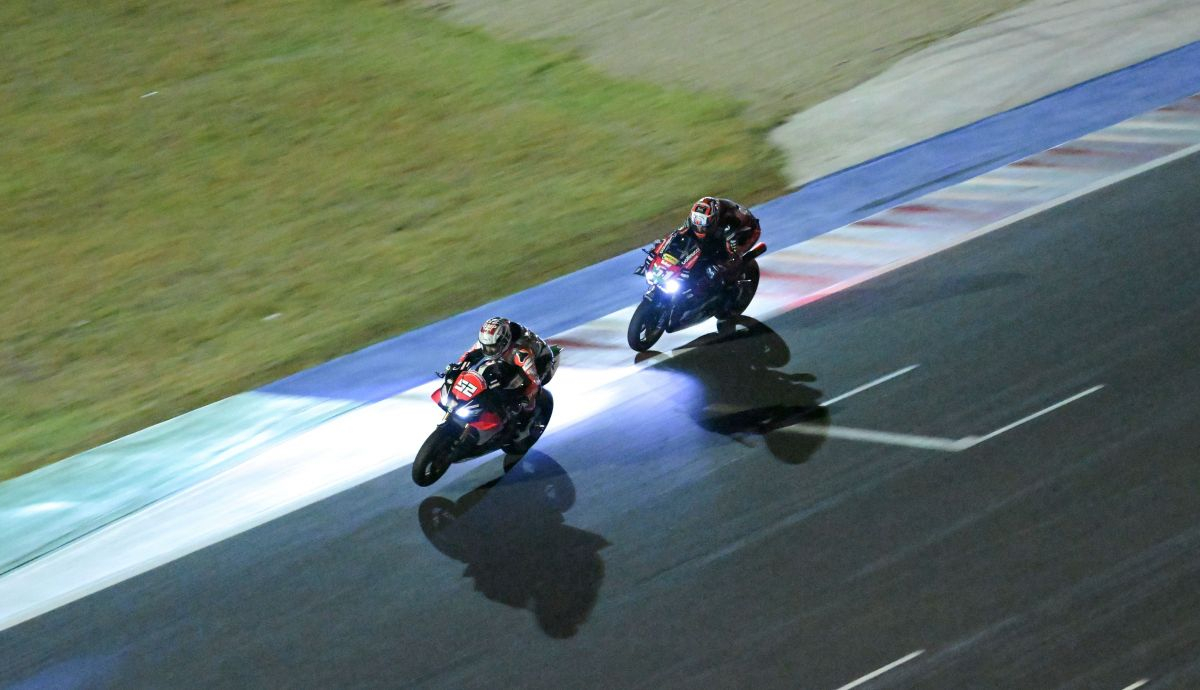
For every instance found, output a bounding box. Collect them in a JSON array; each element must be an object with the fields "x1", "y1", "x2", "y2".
[
  {"x1": 653, "y1": 317, "x2": 830, "y2": 464},
  {"x1": 417, "y1": 452, "x2": 609, "y2": 639}
]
